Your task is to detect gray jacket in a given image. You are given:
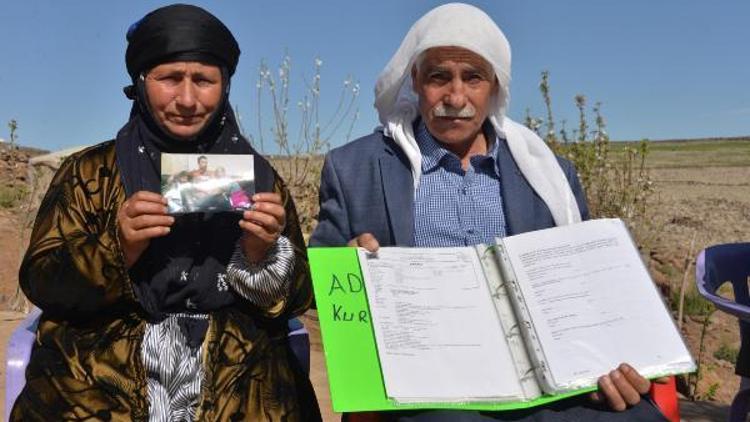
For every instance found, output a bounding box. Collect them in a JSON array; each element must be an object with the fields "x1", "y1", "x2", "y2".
[{"x1": 310, "y1": 130, "x2": 589, "y2": 247}]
